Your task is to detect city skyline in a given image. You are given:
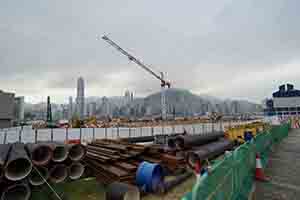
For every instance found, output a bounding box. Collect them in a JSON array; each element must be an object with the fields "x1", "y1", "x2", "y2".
[{"x1": 1, "y1": 1, "x2": 299, "y2": 104}]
